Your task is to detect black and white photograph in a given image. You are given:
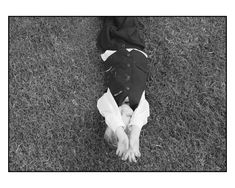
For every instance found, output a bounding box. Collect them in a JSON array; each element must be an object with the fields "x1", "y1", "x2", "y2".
[
  {"x1": 3, "y1": 0, "x2": 235, "y2": 187},
  {"x1": 8, "y1": 16, "x2": 227, "y2": 172}
]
